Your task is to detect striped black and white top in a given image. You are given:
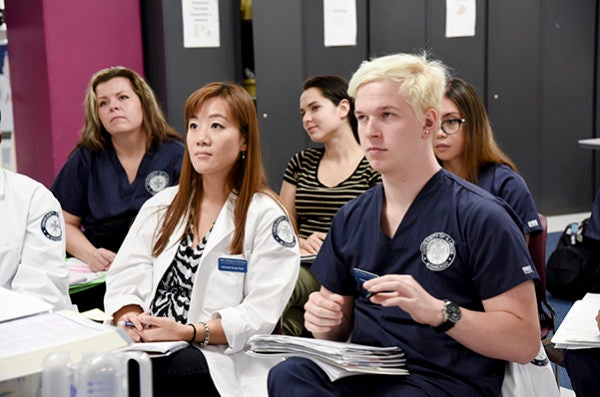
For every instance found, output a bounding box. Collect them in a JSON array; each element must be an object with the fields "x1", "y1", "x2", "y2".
[
  {"x1": 150, "y1": 228, "x2": 212, "y2": 323},
  {"x1": 283, "y1": 147, "x2": 380, "y2": 239}
]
